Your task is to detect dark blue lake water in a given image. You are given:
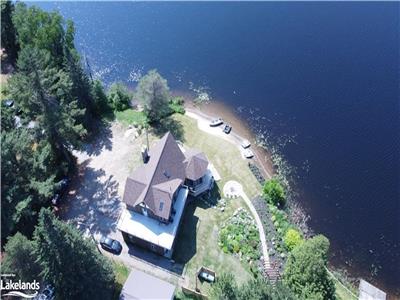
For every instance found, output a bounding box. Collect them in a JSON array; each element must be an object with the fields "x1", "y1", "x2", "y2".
[{"x1": 37, "y1": 2, "x2": 400, "y2": 295}]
